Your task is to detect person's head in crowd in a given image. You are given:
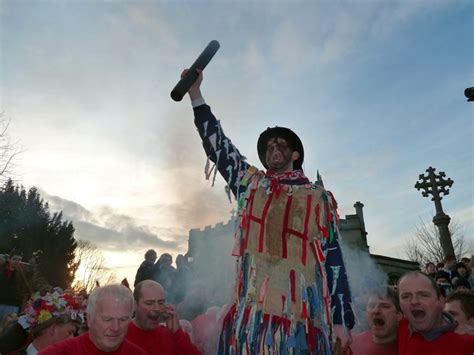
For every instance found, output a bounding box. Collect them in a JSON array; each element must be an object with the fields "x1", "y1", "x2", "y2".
[
  {"x1": 158, "y1": 253, "x2": 173, "y2": 268},
  {"x1": 455, "y1": 262, "x2": 468, "y2": 278},
  {"x1": 176, "y1": 254, "x2": 187, "y2": 269},
  {"x1": 144, "y1": 249, "x2": 157, "y2": 263},
  {"x1": 460, "y1": 257, "x2": 470, "y2": 266},
  {"x1": 366, "y1": 287, "x2": 402, "y2": 344},
  {"x1": 86, "y1": 284, "x2": 134, "y2": 352},
  {"x1": 75, "y1": 289, "x2": 88, "y2": 305},
  {"x1": 435, "y1": 271, "x2": 450, "y2": 284},
  {"x1": 436, "y1": 262, "x2": 444, "y2": 272},
  {"x1": 7, "y1": 250, "x2": 22, "y2": 270},
  {"x1": 445, "y1": 290, "x2": 474, "y2": 328},
  {"x1": 0, "y1": 314, "x2": 28, "y2": 354},
  {"x1": 435, "y1": 271, "x2": 452, "y2": 297},
  {"x1": 425, "y1": 262, "x2": 436, "y2": 276},
  {"x1": 133, "y1": 280, "x2": 167, "y2": 331},
  {"x1": 25, "y1": 290, "x2": 81, "y2": 351},
  {"x1": 443, "y1": 254, "x2": 456, "y2": 270},
  {"x1": 398, "y1": 271, "x2": 445, "y2": 333},
  {"x1": 452, "y1": 277, "x2": 471, "y2": 292}
]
